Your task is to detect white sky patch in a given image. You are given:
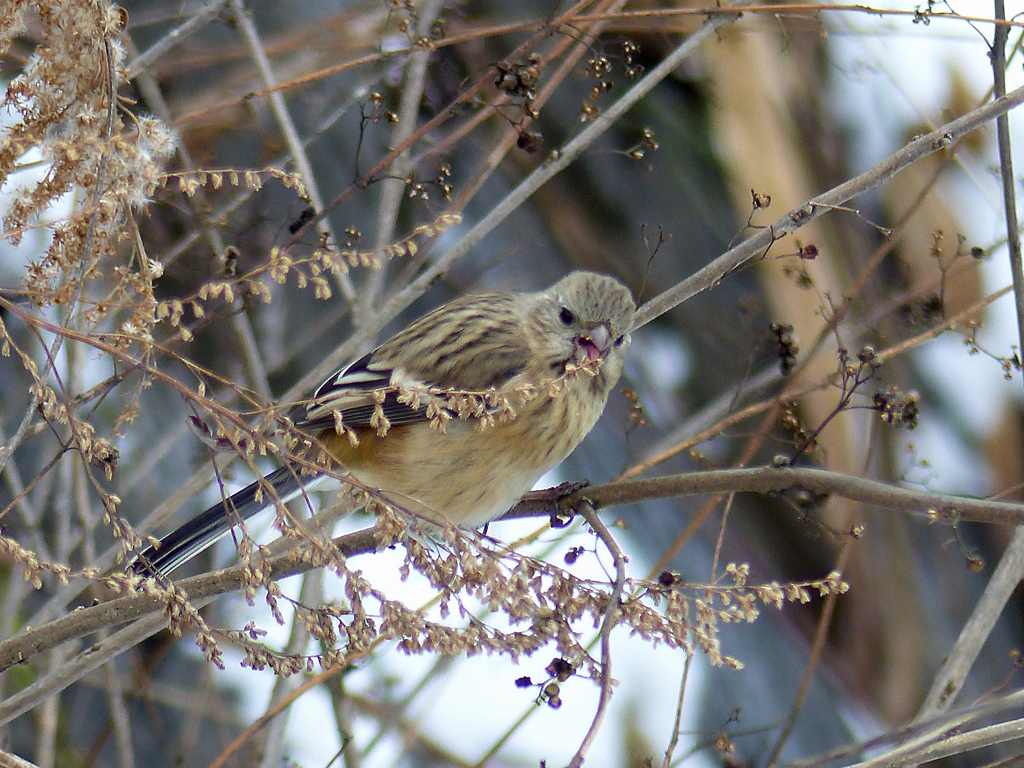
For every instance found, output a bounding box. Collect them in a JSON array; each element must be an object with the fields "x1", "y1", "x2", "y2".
[
  {"x1": 915, "y1": 324, "x2": 1022, "y2": 434},
  {"x1": 628, "y1": 326, "x2": 693, "y2": 427},
  {"x1": 896, "y1": 413, "x2": 993, "y2": 496},
  {"x1": 827, "y1": 6, "x2": 1013, "y2": 169}
]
